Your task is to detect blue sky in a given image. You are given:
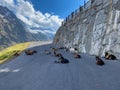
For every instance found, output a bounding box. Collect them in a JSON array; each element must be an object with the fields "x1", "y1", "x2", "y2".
[
  {"x1": 29, "y1": 0, "x2": 88, "y2": 18},
  {"x1": 0, "y1": 0, "x2": 88, "y2": 35}
]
